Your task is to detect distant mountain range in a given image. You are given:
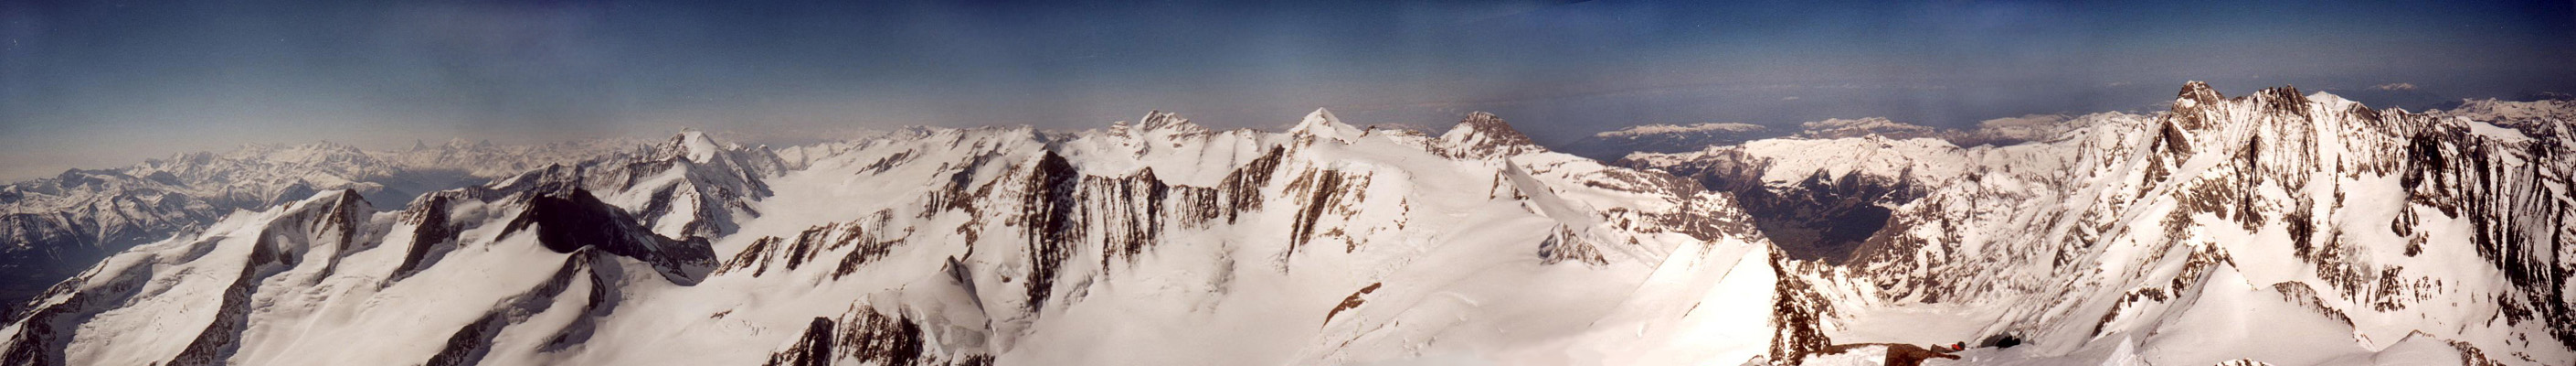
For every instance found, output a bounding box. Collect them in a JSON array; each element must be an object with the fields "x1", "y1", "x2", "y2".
[{"x1": 2, "y1": 82, "x2": 2571, "y2": 366}]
